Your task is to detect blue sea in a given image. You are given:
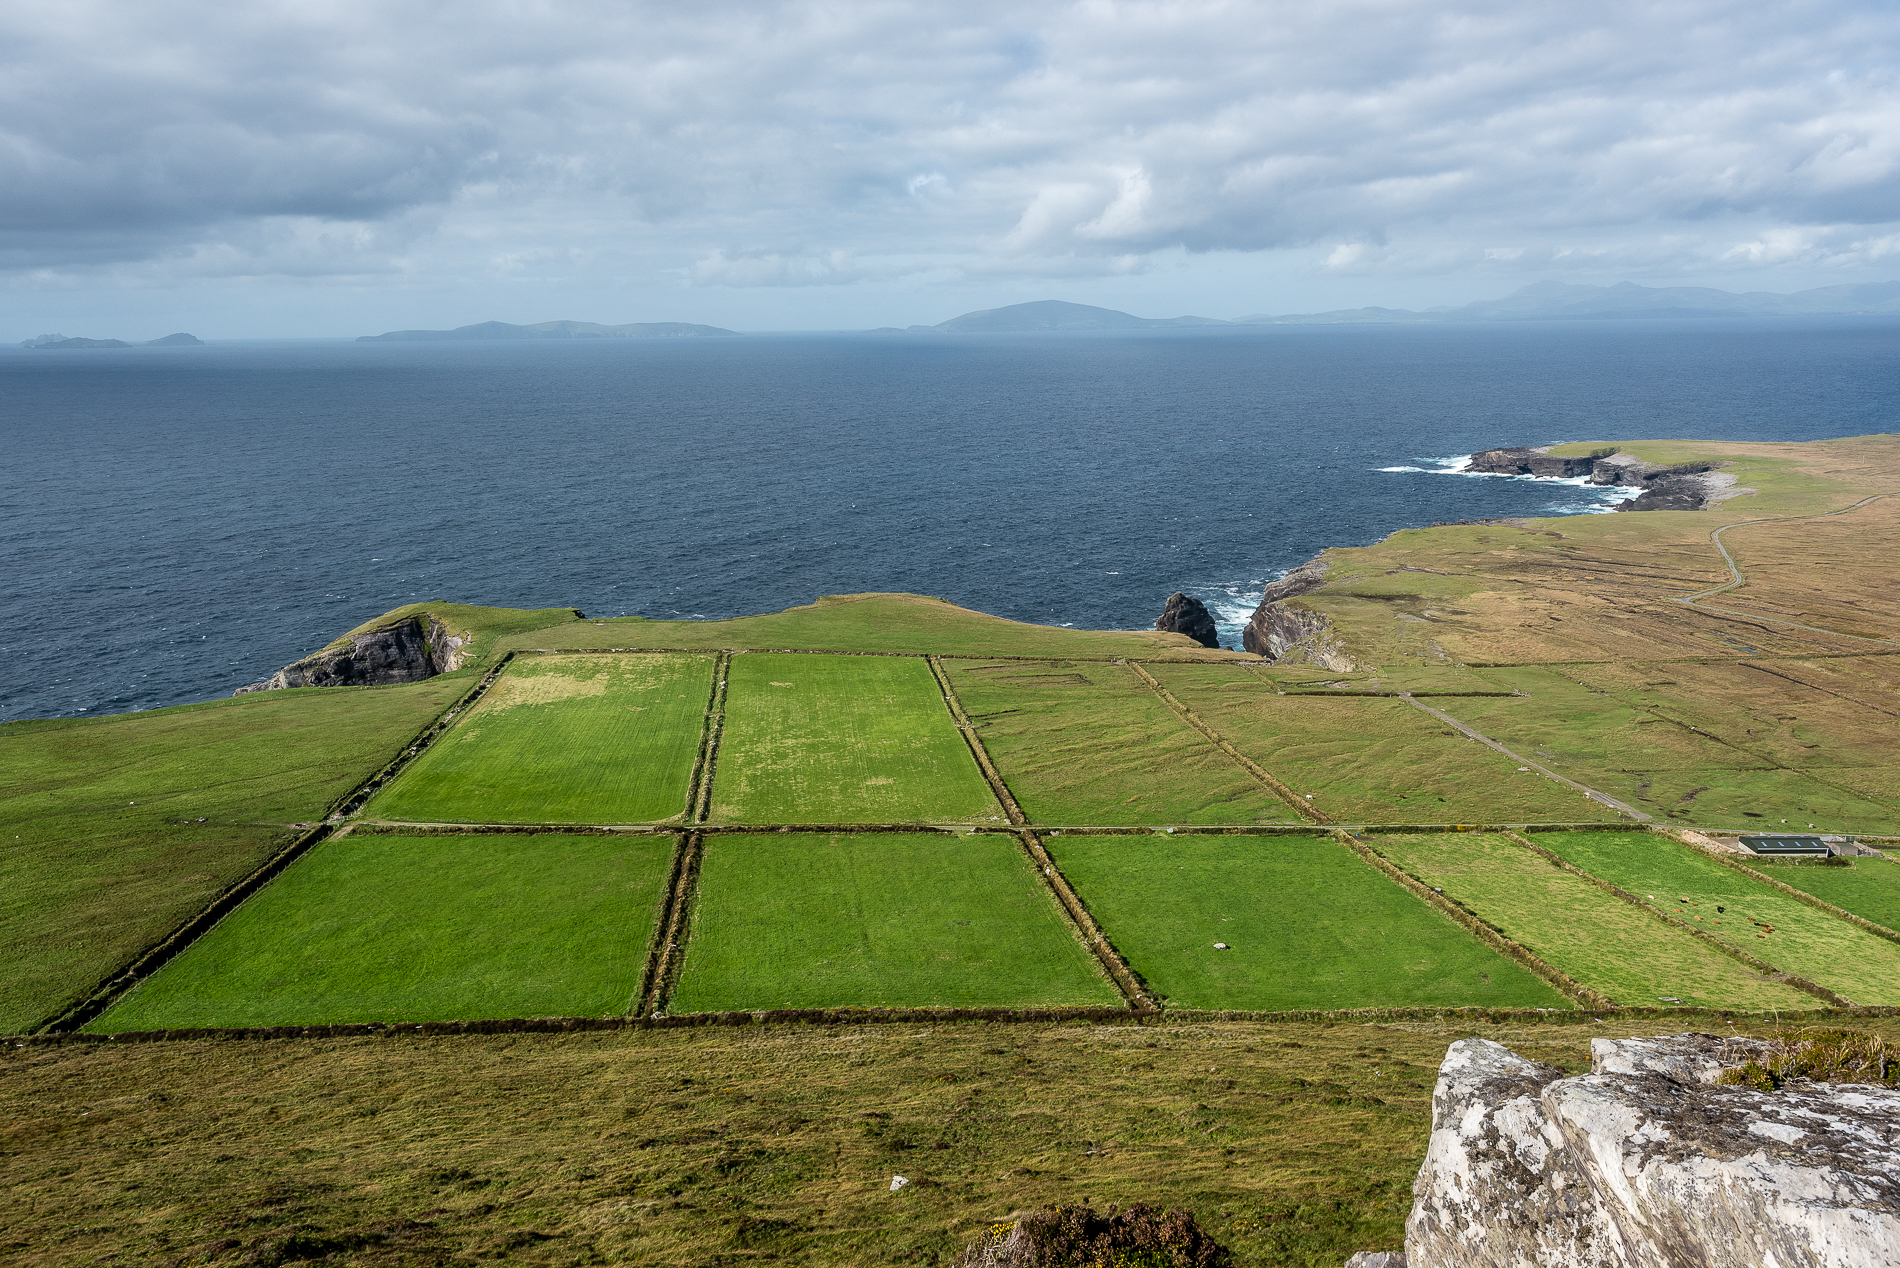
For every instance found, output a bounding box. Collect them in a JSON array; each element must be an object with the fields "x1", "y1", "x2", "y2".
[{"x1": 4, "y1": 318, "x2": 1897, "y2": 723}]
